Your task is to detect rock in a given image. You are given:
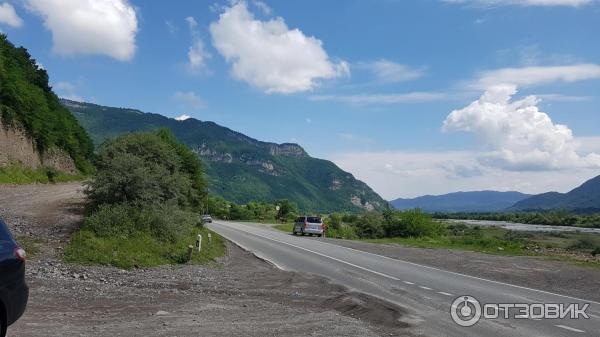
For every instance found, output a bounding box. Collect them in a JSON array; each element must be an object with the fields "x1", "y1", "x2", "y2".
[
  {"x1": 155, "y1": 311, "x2": 170, "y2": 316},
  {"x1": 72, "y1": 273, "x2": 80, "y2": 279}
]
